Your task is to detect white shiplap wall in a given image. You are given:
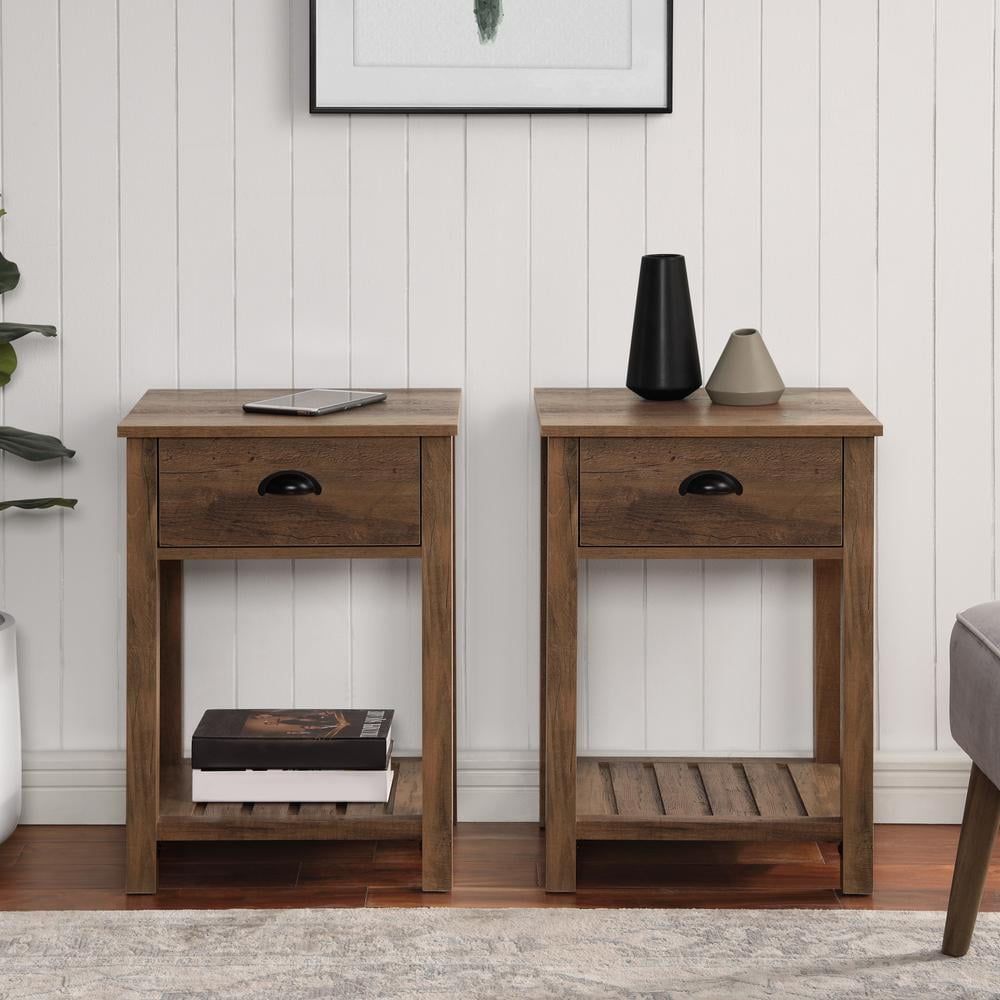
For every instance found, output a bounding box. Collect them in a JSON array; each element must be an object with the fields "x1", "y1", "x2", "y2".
[{"x1": 1, "y1": 0, "x2": 996, "y2": 821}]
